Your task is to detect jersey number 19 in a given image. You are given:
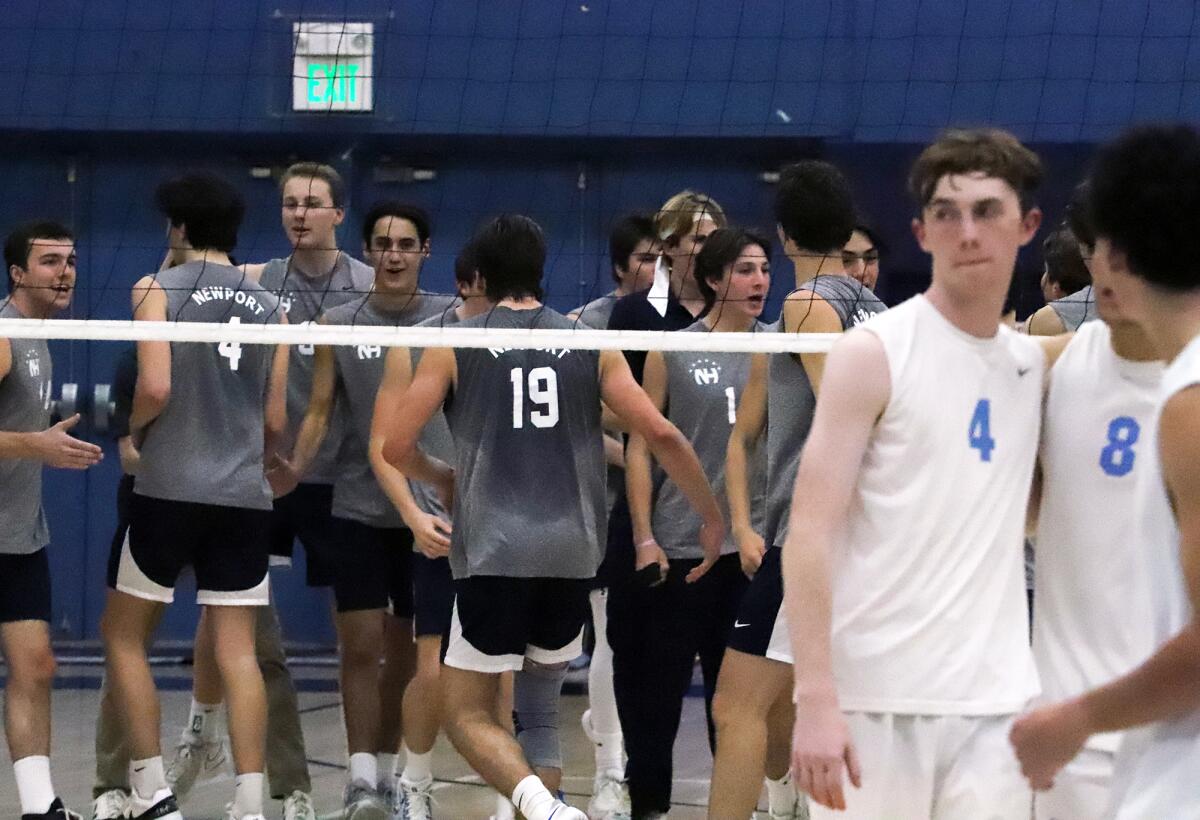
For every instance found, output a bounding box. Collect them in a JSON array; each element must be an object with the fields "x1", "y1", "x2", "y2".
[{"x1": 510, "y1": 366, "x2": 560, "y2": 429}]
